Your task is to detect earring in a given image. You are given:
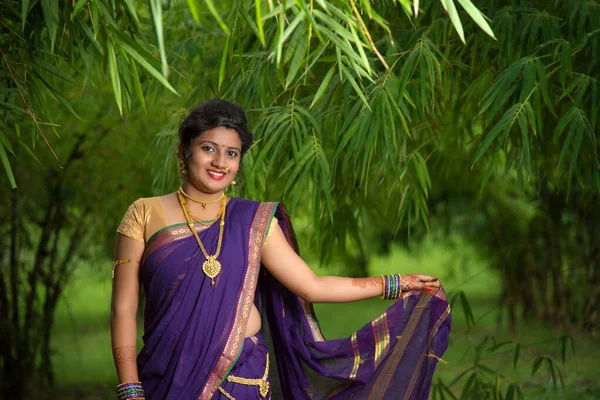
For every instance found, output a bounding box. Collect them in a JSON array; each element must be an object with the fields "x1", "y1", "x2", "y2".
[
  {"x1": 179, "y1": 159, "x2": 188, "y2": 175},
  {"x1": 231, "y1": 180, "x2": 237, "y2": 185}
]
